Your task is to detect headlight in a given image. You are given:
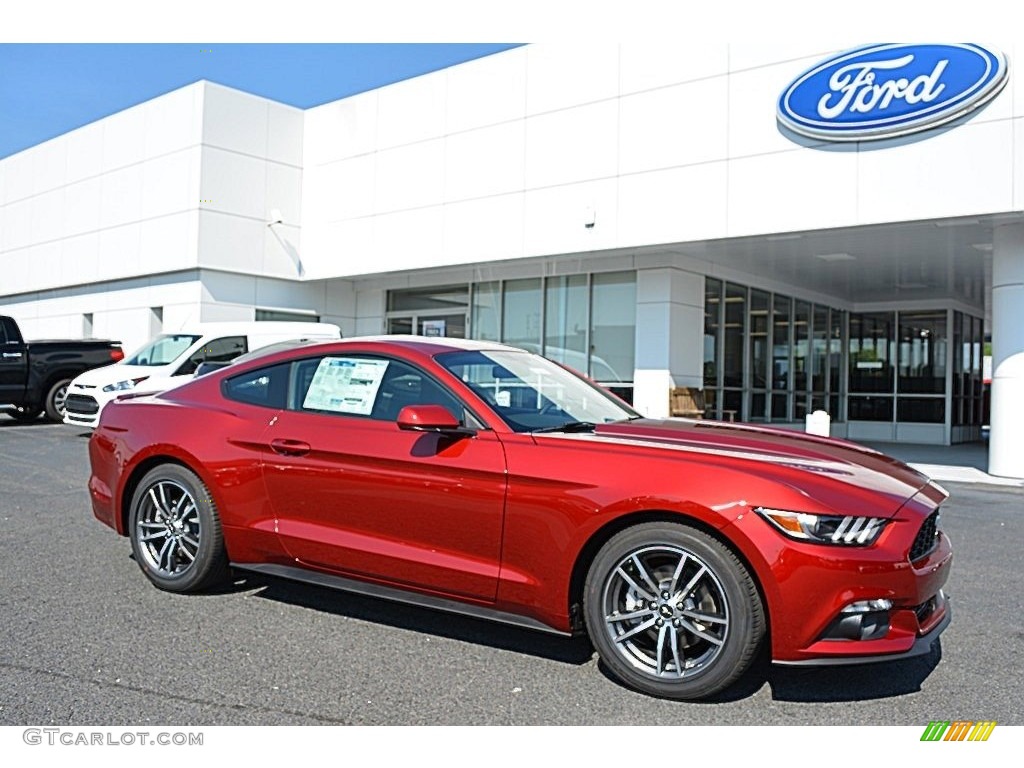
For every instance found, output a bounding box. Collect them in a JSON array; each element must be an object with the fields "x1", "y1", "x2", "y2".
[
  {"x1": 755, "y1": 507, "x2": 888, "y2": 546},
  {"x1": 102, "y1": 376, "x2": 149, "y2": 393}
]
